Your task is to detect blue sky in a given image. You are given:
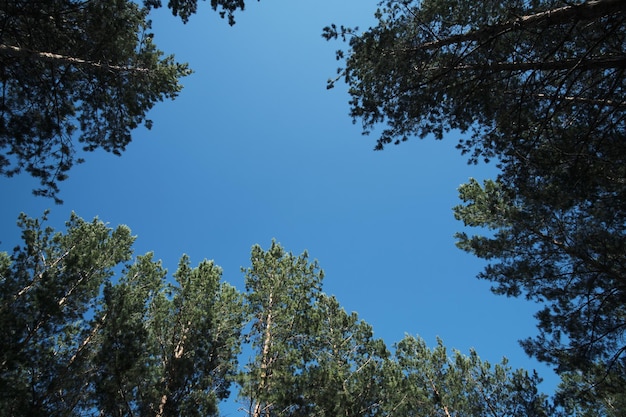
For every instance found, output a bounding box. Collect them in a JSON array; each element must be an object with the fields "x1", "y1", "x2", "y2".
[{"x1": 1, "y1": 0, "x2": 559, "y2": 411}]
